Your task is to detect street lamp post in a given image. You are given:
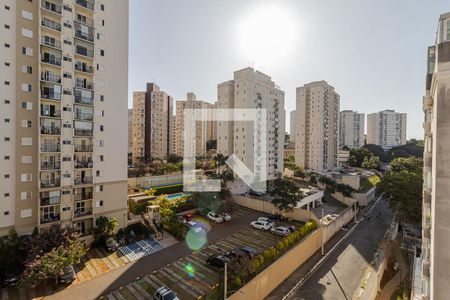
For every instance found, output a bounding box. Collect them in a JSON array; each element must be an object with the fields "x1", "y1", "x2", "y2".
[{"x1": 224, "y1": 262, "x2": 228, "y2": 300}]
